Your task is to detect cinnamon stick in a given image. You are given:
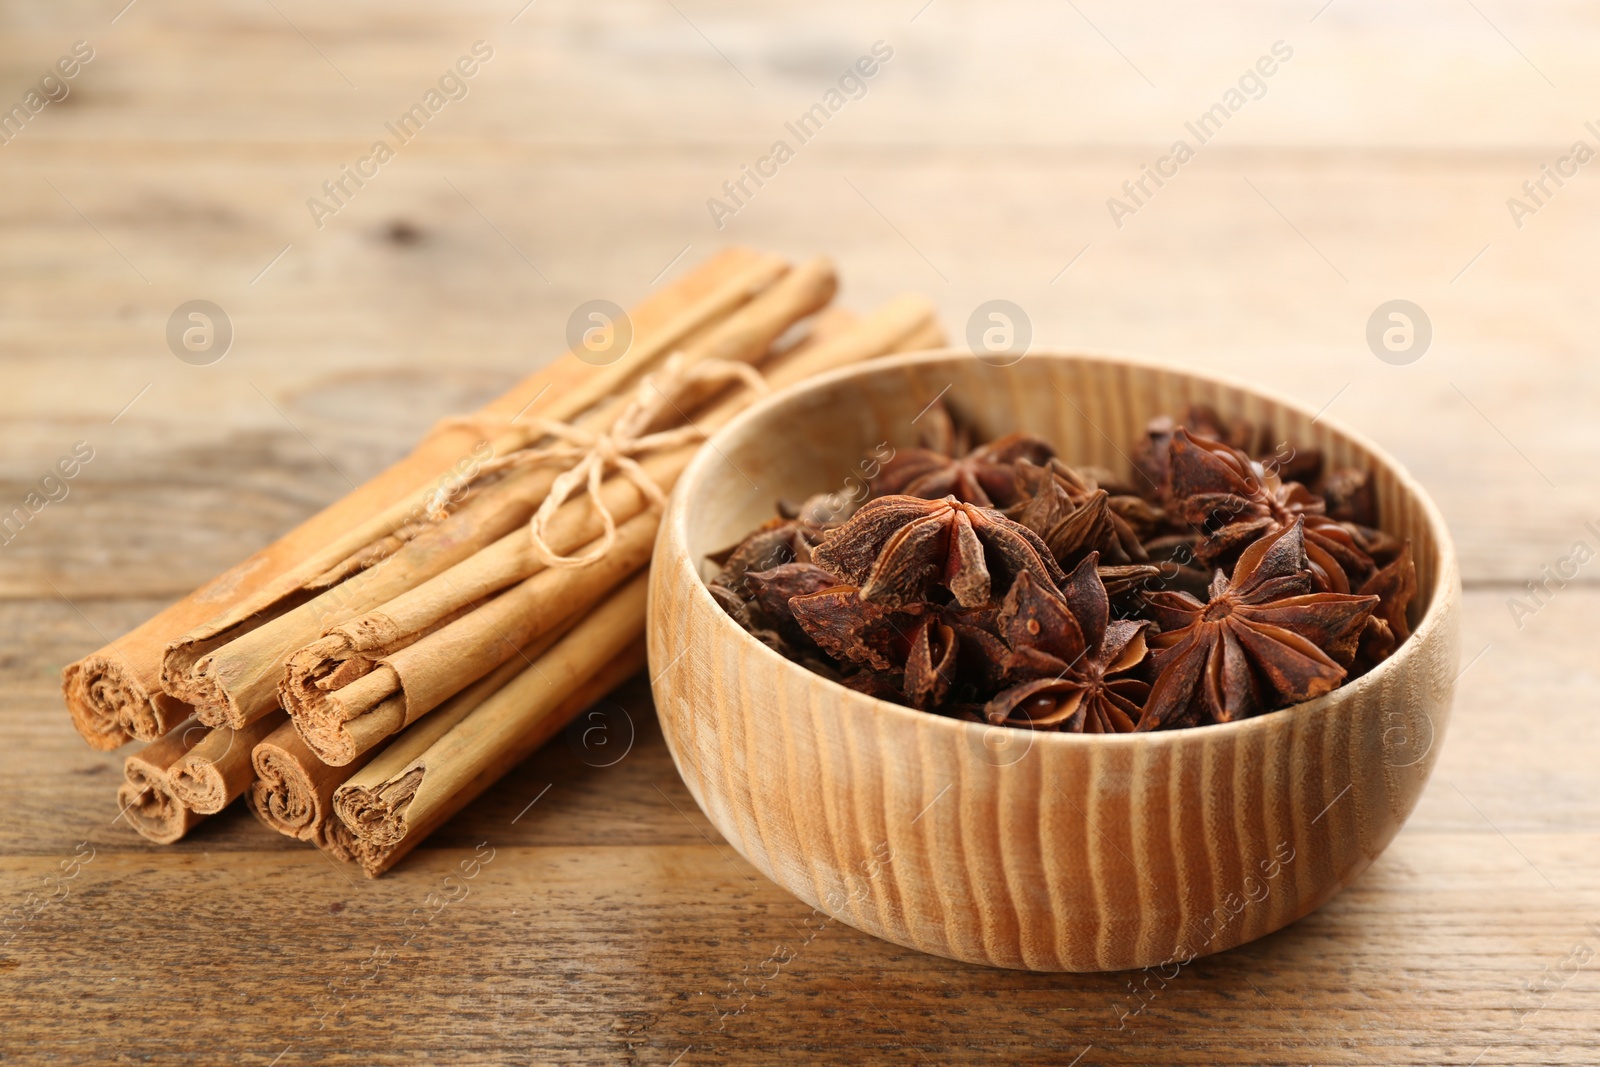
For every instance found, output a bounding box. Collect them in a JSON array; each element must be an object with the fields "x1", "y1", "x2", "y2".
[
  {"x1": 283, "y1": 508, "x2": 658, "y2": 764},
  {"x1": 763, "y1": 292, "x2": 937, "y2": 381},
  {"x1": 117, "y1": 718, "x2": 207, "y2": 844},
  {"x1": 321, "y1": 639, "x2": 646, "y2": 883},
  {"x1": 179, "y1": 463, "x2": 568, "y2": 729},
  {"x1": 253, "y1": 594, "x2": 596, "y2": 844},
  {"x1": 283, "y1": 615, "x2": 578, "y2": 850},
  {"x1": 167, "y1": 710, "x2": 287, "y2": 814},
  {"x1": 889, "y1": 316, "x2": 947, "y2": 353},
  {"x1": 165, "y1": 258, "x2": 832, "y2": 733},
  {"x1": 333, "y1": 576, "x2": 648, "y2": 848},
  {"x1": 317, "y1": 293, "x2": 936, "y2": 872},
  {"x1": 332, "y1": 579, "x2": 649, "y2": 844},
  {"x1": 281, "y1": 294, "x2": 928, "y2": 693},
  {"x1": 288, "y1": 301, "x2": 874, "y2": 851},
  {"x1": 63, "y1": 246, "x2": 785, "y2": 749},
  {"x1": 282, "y1": 295, "x2": 934, "y2": 765},
  {"x1": 246, "y1": 722, "x2": 378, "y2": 847}
]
